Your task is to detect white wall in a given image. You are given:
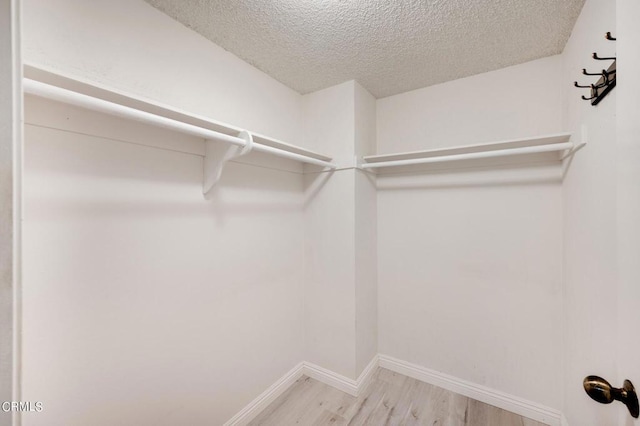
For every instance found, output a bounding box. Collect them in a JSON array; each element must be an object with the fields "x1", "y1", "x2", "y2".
[
  {"x1": 354, "y1": 82, "x2": 377, "y2": 158},
  {"x1": 354, "y1": 82, "x2": 378, "y2": 376},
  {"x1": 377, "y1": 55, "x2": 564, "y2": 154},
  {"x1": 303, "y1": 169, "x2": 357, "y2": 378},
  {"x1": 302, "y1": 80, "x2": 378, "y2": 379},
  {"x1": 0, "y1": 1, "x2": 21, "y2": 425},
  {"x1": 560, "y1": 1, "x2": 618, "y2": 424},
  {"x1": 376, "y1": 57, "x2": 565, "y2": 409},
  {"x1": 302, "y1": 82, "x2": 357, "y2": 378},
  {"x1": 21, "y1": 98, "x2": 306, "y2": 426},
  {"x1": 21, "y1": 1, "x2": 309, "y2": 424},
  {"x1": 302, "y1": 81, "x2": 360, "y2": 379},
  {"x1": 302, "y1": 81, "x2": 356, "y2": 165},
  {"x1": 616, "y1": 1, "x2": 640, "y2": 425},
  {"x1": 22, "y1": 0, "x2": 304, "y2": 146}
]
